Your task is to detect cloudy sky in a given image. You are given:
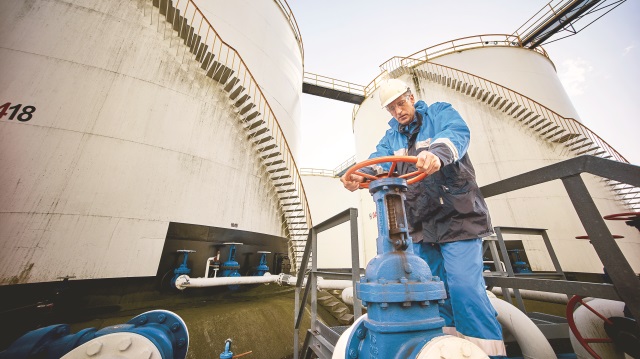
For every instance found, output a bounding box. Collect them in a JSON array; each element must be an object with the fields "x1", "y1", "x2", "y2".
[{"x1": 289, "y1": 0, "x2": 640, "y2": 168}]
